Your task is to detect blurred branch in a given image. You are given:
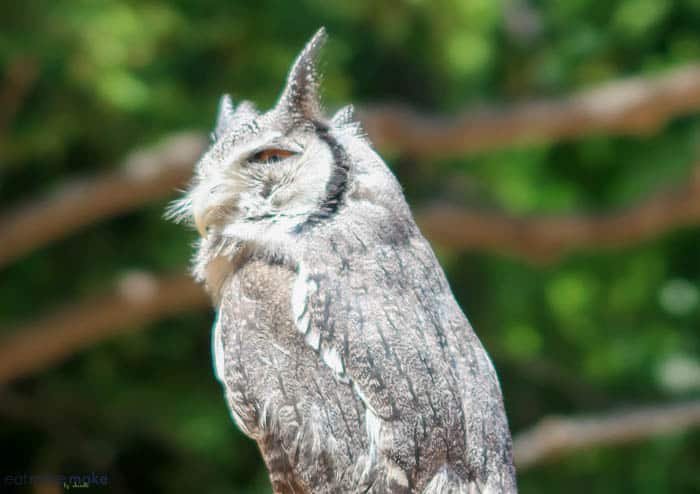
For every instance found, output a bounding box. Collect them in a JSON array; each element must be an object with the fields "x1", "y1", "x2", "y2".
[
  {"x1": 0, "y1": 271, "x2": 208, "y2": 384},
  {"x1": 0, "y1": 57, "x2": 39, "y2": 154},
  {"x1": 416, "y1": 165, "x2": 700, "y2": 263},
  {"x1": 1, "y1": 273, "x2": 699, "y2": 471},
  {"x1": 2, "y1": 131, "x2": 700, "y2": 267},
  {"x1": 0, "y1": 57, "x2": 38, "y2": 131},
  {"x1": 0, "y1": 132, "x2": 206, "y2": 267},
  {"x1": 2, "y1": 271, "x2": 699, "y2": 472},
  {"x1": 513, "y1": 400, "x2": 700, "y2": 470},
  {"x1": 5, "y1": 66, "x2": 700, "y2": 266},
  {"x1": 360, "y1": 64, "x2": 700, "y2": 158}
]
